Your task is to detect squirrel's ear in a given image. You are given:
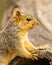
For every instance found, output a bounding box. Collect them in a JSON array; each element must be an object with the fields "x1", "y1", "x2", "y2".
[{"x1": 13, "y1": 8, "x2": 21, "y2": 17}]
